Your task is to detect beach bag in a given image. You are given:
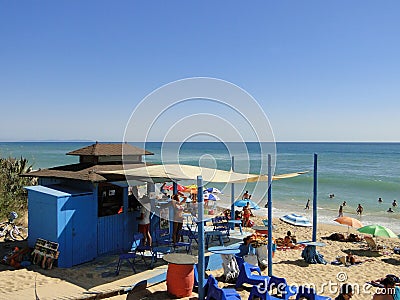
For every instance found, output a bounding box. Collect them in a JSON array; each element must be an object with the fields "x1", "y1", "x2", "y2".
[{"x1": 243, "y1": 254, "x2": 258, "y2": 266}]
